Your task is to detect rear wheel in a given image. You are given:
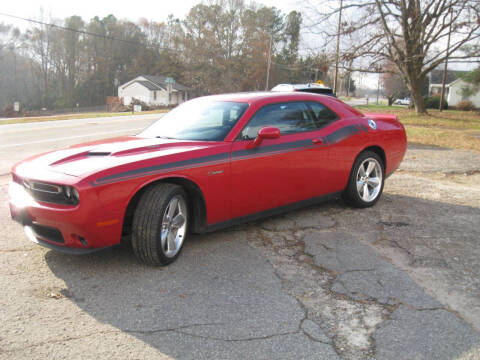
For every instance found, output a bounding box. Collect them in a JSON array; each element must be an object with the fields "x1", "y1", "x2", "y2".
[
  {"x1": 343, "y1": 151, "x2": 384, "y2": 208},
  {"x1": 131, "y1": 183, "x2": 188, "y2": 265}
]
